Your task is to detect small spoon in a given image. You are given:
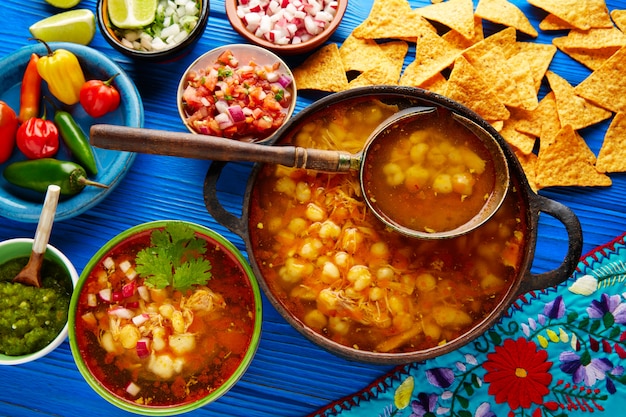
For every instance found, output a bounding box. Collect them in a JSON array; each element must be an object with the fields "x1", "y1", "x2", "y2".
[{"x1": 13, "y1": 184, "x2": 61, "y2": 288}]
